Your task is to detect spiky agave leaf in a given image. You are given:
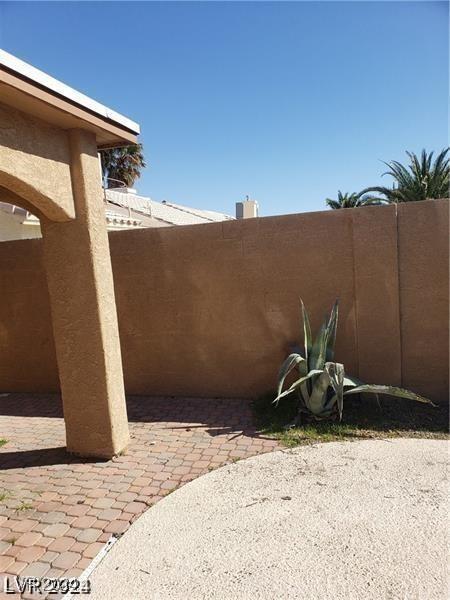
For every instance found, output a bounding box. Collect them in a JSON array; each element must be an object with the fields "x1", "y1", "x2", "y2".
[
  {"x1": 288, "y1": 344, "x2": 310, "y2": 395},
  {"x1": 277, "y1": 353, "x2": 306, "y2": 399},
  {"x1": 343, "y1": 374, "x2": 363, "y2": 387},
  {"x1": 307, "y1": 370, "x2": 332, "y2": 415},
  {"x1": 309, "y1": 301, "x2": 339, "y2": 369},
  {"x1": 274, "y1": 369, "x2": 323, "y2": 405},
  {"x1": 343, "y1": 384, "x2": 434, "y2": 405},
  {"x1": 299, "y1": 375, "x2": 312, "y2": 405},
  {"x1": 299, "y1": 299, "x2": 314, "y2": 400},
  {"x1": 325, "y1": 362, "x2": 345, "y2": 420},
  {"x1": 327, "y1": 371, "x2": 360, "y2": 418},
  {"x1": 309, "y1": 319, "x2": 327, "y2": 371},
  {"x1": 309, "y1": 319, "x2": 329, "y2": 370},
  {"x1": 325, "y1": 300, "x2": 339, "y2": 362},
  {"x1": 300, "y1": 299, "x2": 312, "y2": 363}
]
